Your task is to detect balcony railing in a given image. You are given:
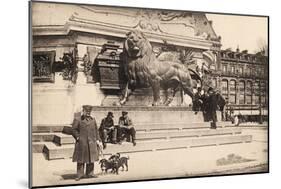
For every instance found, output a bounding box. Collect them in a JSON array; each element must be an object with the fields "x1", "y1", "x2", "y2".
[{"x1": 220, "y1": 70, "x2": 266, "y2": 79}]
